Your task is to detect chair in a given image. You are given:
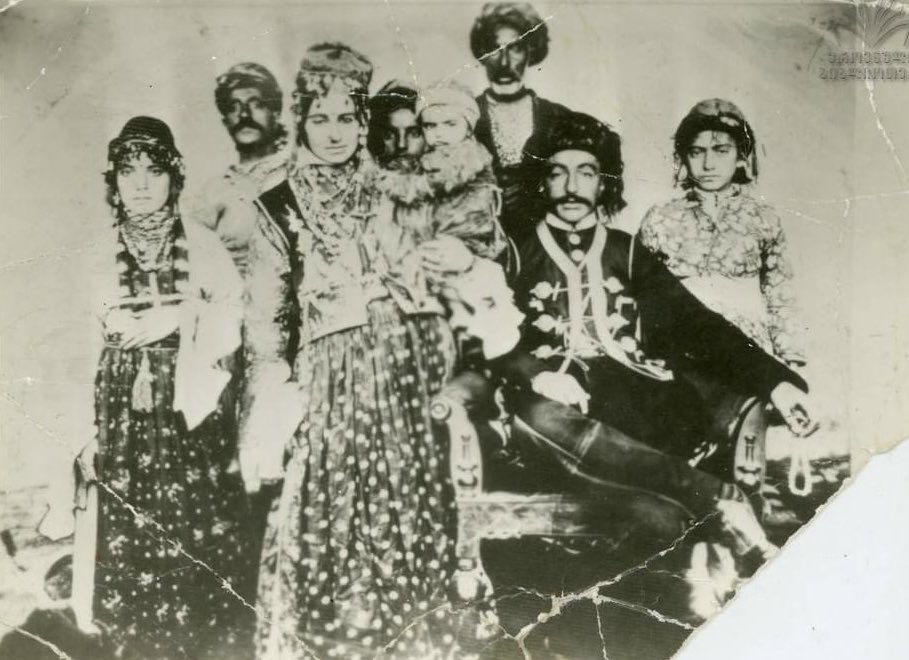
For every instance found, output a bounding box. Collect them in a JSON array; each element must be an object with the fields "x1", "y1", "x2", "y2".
[{"x1": 429, "y1": 371, "x2": 770, "y2": 602}]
